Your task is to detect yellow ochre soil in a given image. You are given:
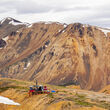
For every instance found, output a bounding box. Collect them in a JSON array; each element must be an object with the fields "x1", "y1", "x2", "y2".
[{"x1": 0, "y1": 78, "x2": 110, "y2": 110}]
